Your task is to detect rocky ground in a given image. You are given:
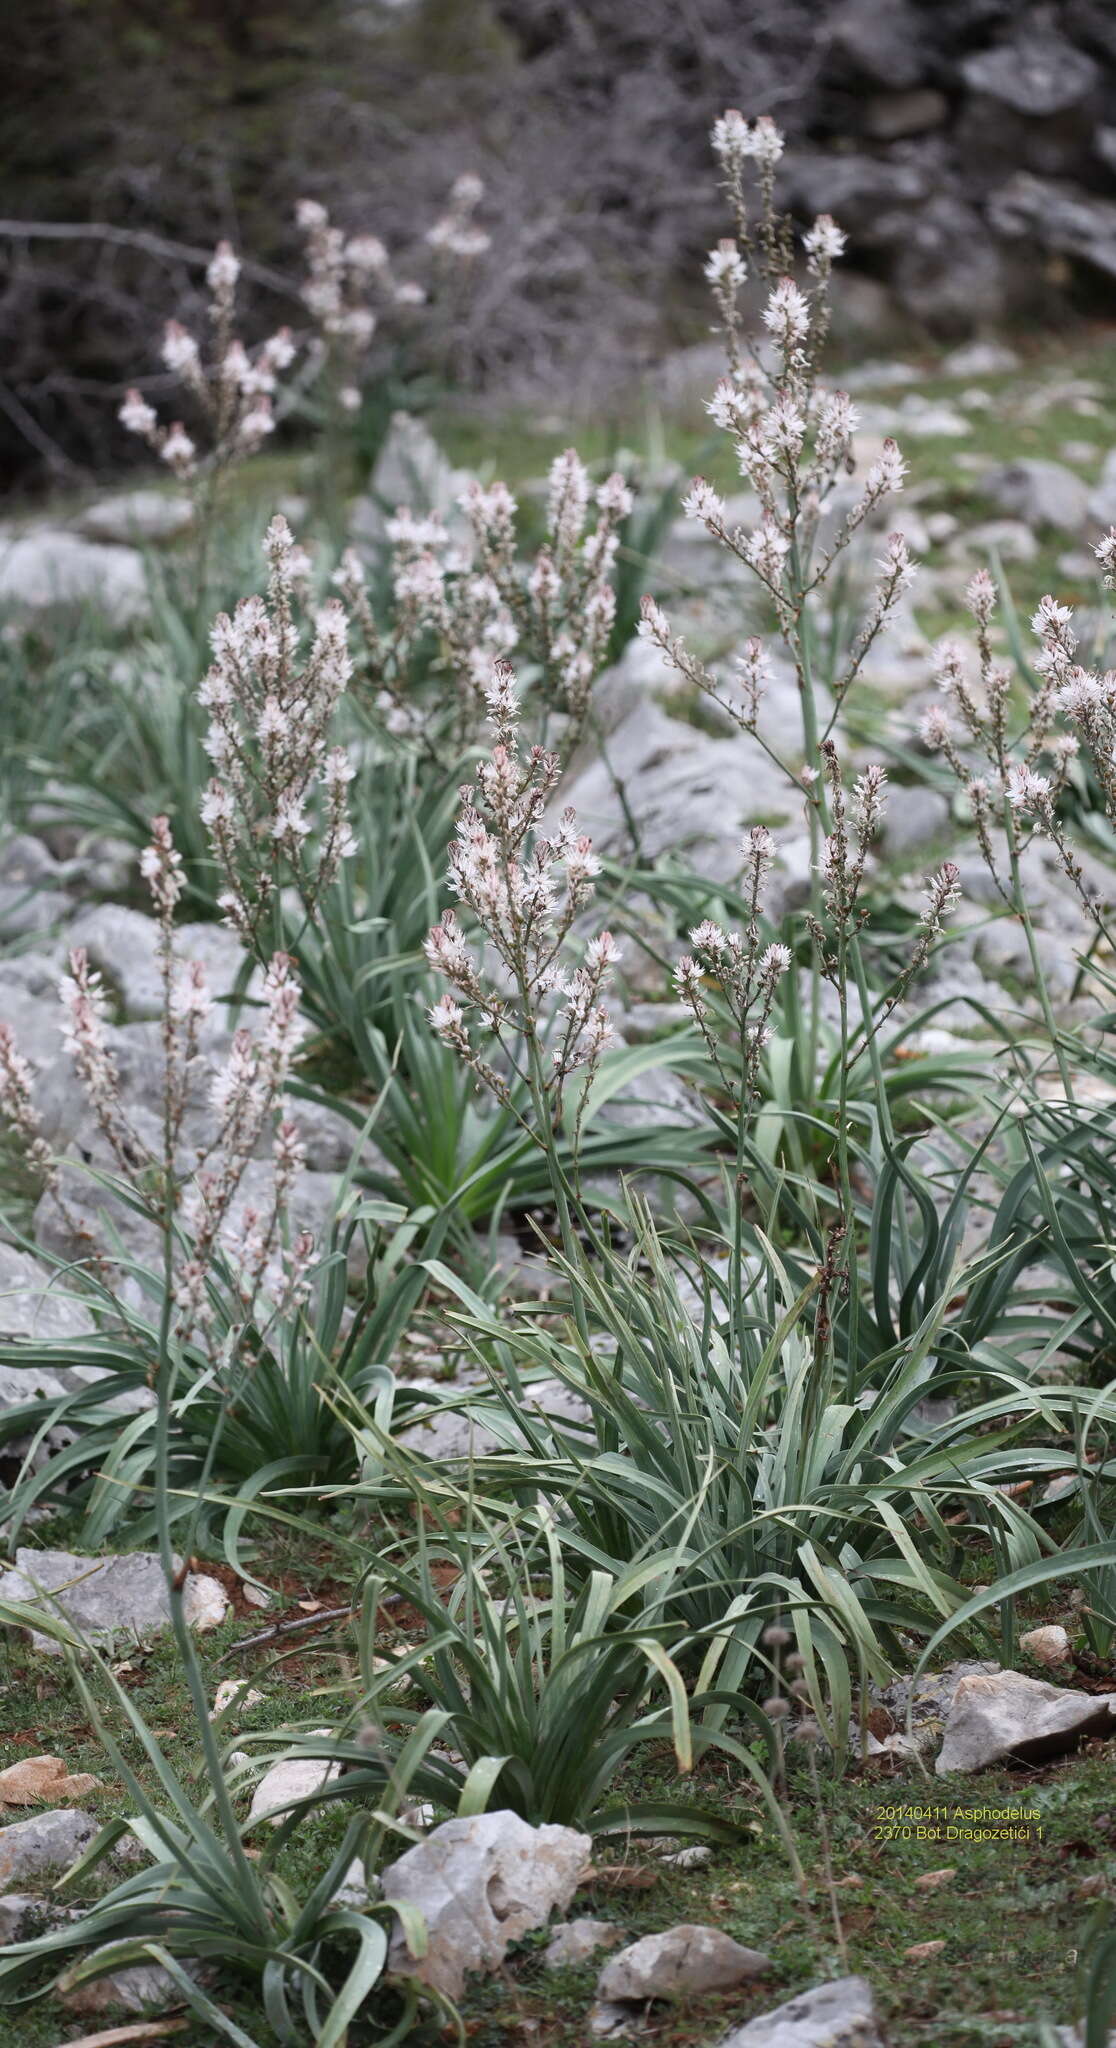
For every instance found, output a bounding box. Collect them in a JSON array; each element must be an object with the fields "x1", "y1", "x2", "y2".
[{"x1": 3, "y1": 330, "x2": 1116, "y2": 2042}]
